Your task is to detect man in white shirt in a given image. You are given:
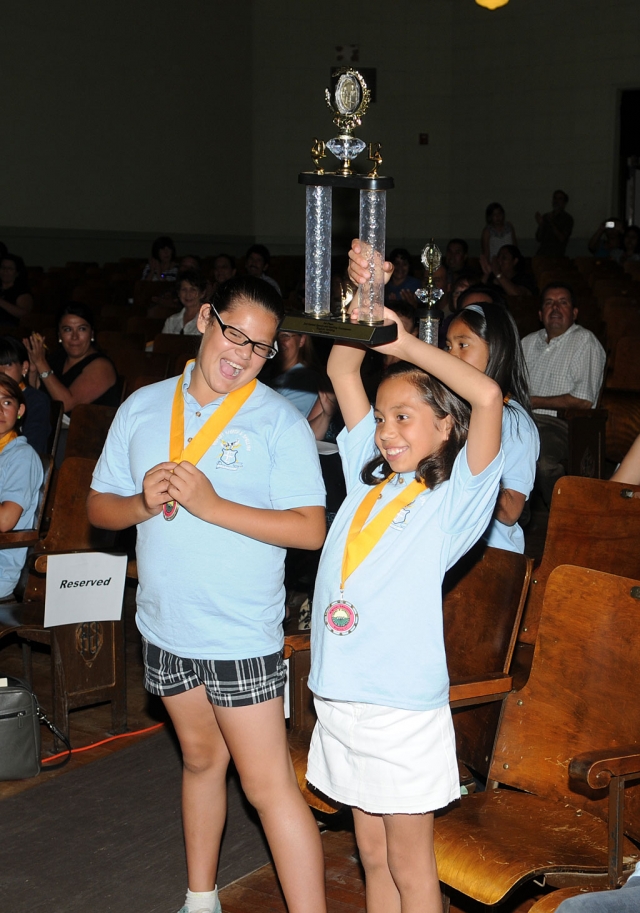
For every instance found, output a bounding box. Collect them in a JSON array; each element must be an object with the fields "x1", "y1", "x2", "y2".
[{"x1": 522, "y1": 283, "x2": 606, "y2": 507}]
